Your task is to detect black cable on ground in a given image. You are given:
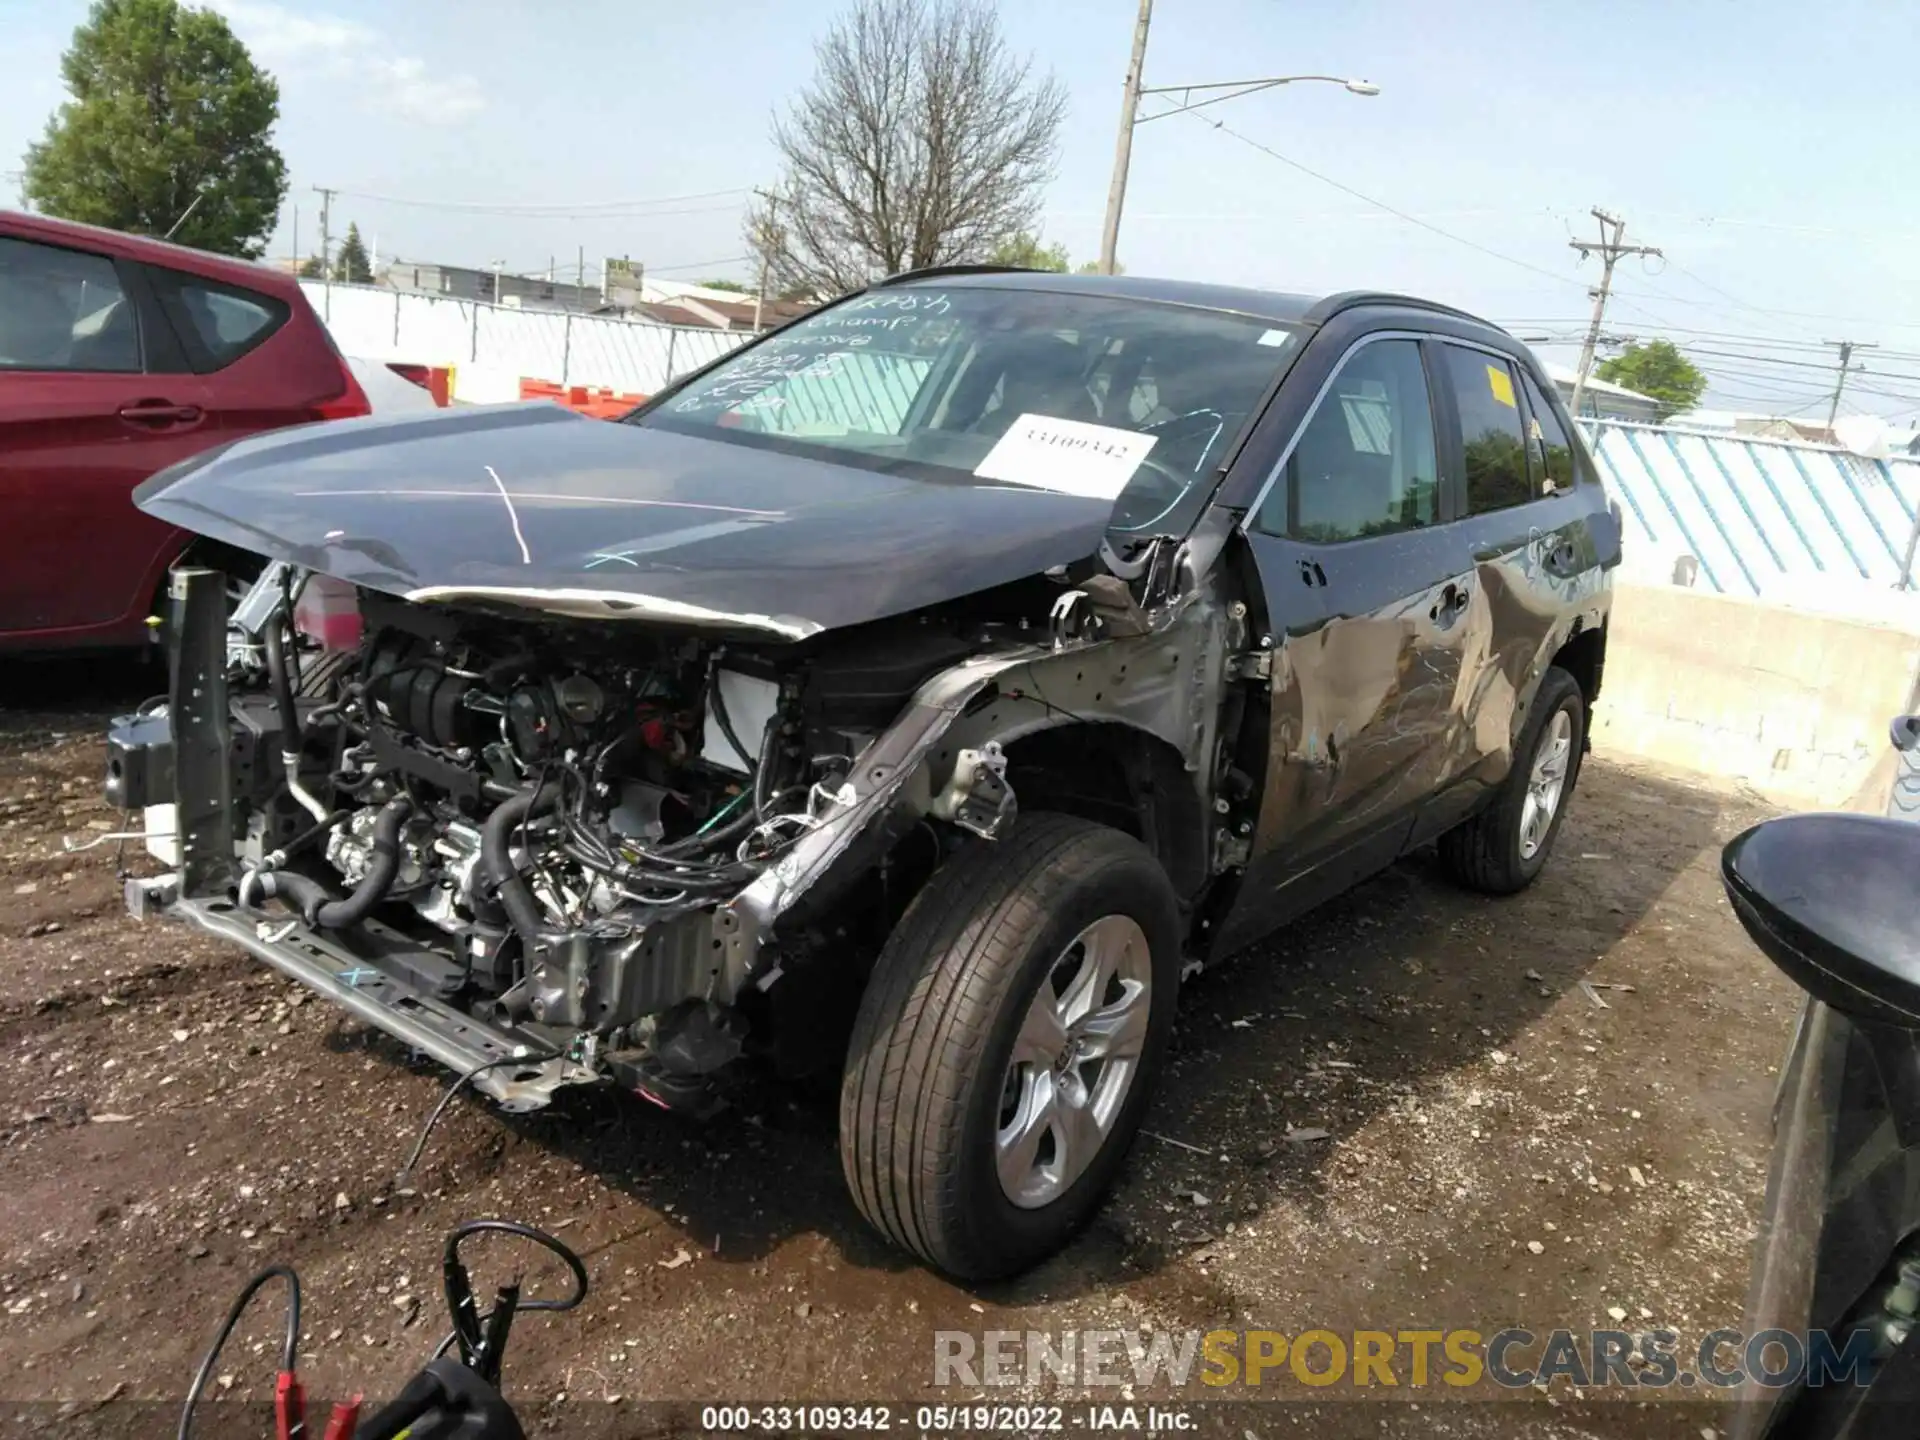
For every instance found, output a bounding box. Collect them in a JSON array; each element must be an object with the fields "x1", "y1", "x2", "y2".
[
  {"x1": 177, "y1": 1264, "x2": 300, "y2": 1440},
  {"x1": 394, "y1": 1048, "x2": 563, "y2": 1189}
]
